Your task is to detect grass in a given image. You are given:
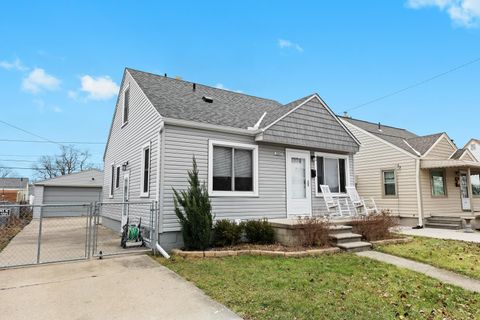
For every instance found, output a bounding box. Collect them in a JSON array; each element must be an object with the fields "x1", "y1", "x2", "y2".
[
  {"x1": 155, "y1": 254, "x2": 480, "y2": 319},
  {"x1": 376, "y1": 236, "x2": 480, "y2": 280},
  {"x1": 0, "y1": 215, "x2": 31, "y2": 252}
]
